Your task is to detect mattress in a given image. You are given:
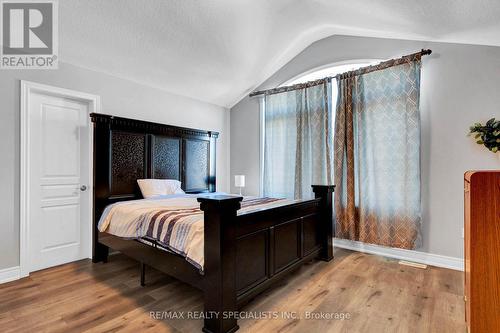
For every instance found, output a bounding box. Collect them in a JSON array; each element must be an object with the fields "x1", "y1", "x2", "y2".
[{"x1": 98, "y1": 193, "x2": 293, "y2": 271}]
